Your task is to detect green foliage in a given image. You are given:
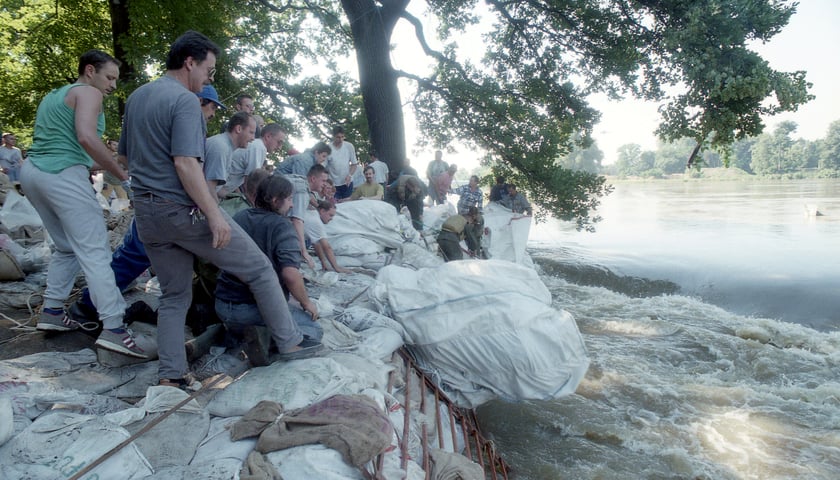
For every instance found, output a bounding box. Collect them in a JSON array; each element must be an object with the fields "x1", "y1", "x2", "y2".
[
  {"x1": 409, "y1": 0, "x2": 810, "y2": 229},
  {"x1": 558, "y1": 134, "x2": 604, "y2": 174},
  {"x1": 654, "y1": 138, "x2": 693, "y2": 174},
  {"x1": 819, "y1": 120, "x2": 840, "y2": 171},
  {"x1": 0, "y1": 0, "x2": 111, "y2": 142},
  {"x1": 750, "y1": 121, "x2": 806, "y2": 175},
  {"x1": 0, "y1": 0, "x2": 816, "y2": 231},
  {"x1": 731, "y1": 137, "x2": 757, "y2": 173}
]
